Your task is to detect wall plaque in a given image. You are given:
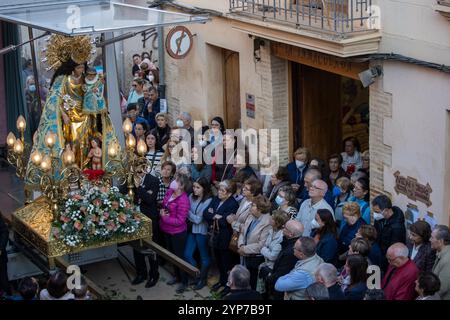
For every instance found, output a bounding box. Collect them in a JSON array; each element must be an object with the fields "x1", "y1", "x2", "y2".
[{"x1": 393, "y1": 171, "x2": 432, "y2": 207}]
